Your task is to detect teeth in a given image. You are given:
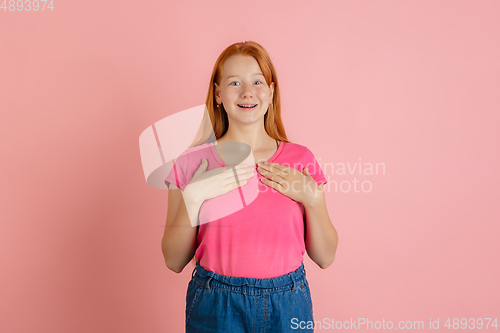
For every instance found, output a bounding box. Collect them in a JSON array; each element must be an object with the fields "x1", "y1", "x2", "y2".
[{"x1": 239, "y1": 104, "x2": 257, "y2": 108}]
